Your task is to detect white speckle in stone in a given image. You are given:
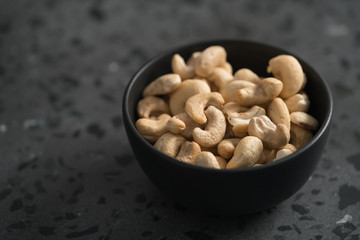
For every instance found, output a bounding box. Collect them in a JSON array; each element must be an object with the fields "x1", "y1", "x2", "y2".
[
  {"x1": 336, "y1": 214, "x2": 352, "y2": 224},
  {"x1": 108, "y1": 62, "x2": 120, "y2": 72},
  {"x1": 0, "y1": 124, "x2": 7, "y2": 133},
  {"x1": 326, "y1": 24, "x2": 349, "y2": 37},
  {"x1": 23, "y1": 119, "x2": 44, "y2": 129}
]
